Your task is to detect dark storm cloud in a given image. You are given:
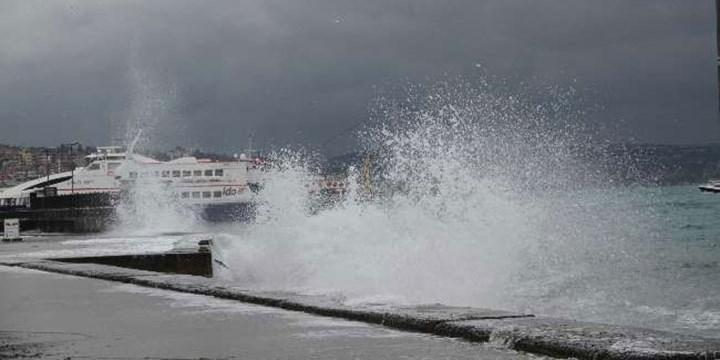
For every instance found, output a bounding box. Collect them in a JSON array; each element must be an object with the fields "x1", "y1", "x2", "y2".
[{"x1": 0, "y1": 0, "x2": 716, "y2": 154}]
